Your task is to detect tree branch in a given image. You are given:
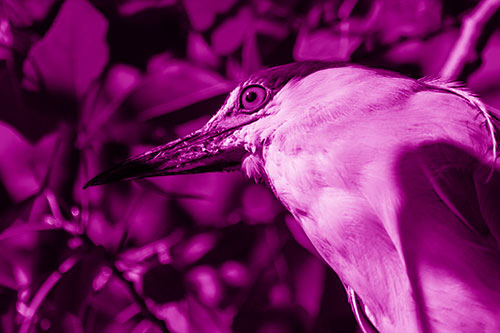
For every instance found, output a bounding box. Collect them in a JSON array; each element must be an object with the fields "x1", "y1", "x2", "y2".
[
  {"x1": 79, "y1": 232, "x2": 171, "y2": 333},
  {"x1": 440, "y1": 0, "x2": 500, "y2": 81},
  {"x1": 39, "y1": 191, "x2": 170, "y2": 332},
  {"x1": 19, "y1": 254, "x2": 83, "y2": 333}
]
